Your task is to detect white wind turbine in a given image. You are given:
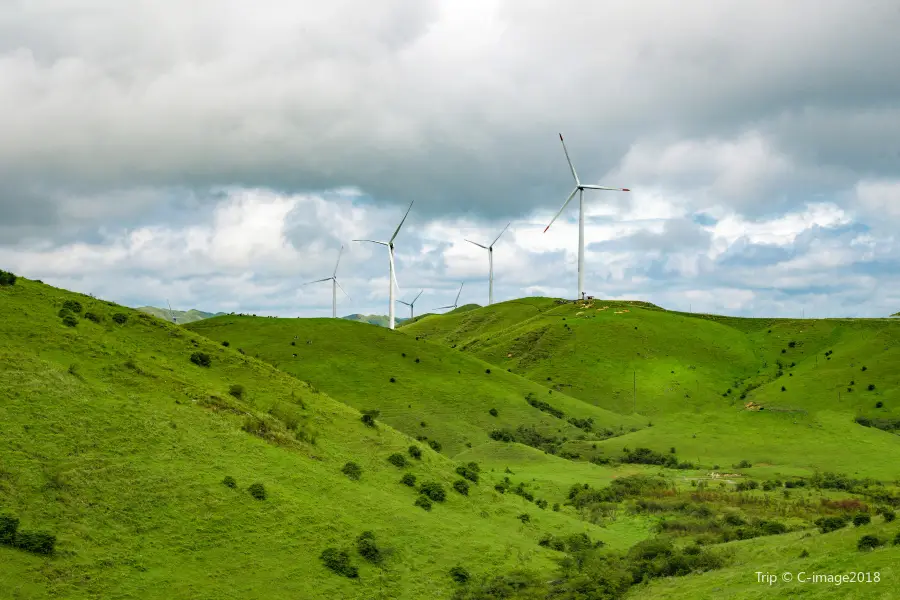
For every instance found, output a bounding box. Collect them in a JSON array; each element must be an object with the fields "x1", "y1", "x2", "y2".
[
  {"x1": 544, "y1": 133, "x2": 631, "y2": 300},
  {"x1": 353, "y1": 200, "x2": 414, "y2": 330},
  {"x1": 166, "y1": 300, "x2": 177, "y2": 324},
  {"x1": 435, "y1": 282, "x2": 464, "y2": 312},
  {"x1": 397, "y1": 290, "x2": 423, "y2": 320},
  {"x1": 465, "y1": 222, "x2": 510, "y2": 306},
  {"x1": 302, "y1": 245, "x2": 351, "y2": 318}
]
